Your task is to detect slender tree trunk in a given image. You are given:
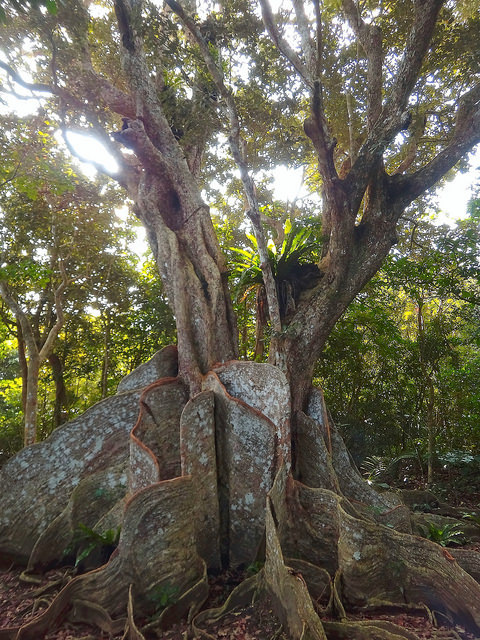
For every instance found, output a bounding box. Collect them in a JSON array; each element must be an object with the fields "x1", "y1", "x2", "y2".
[
  {"x1": 24, "y1": 355, "x2": 40, "y2": 447},
  {"x1": 16, "y1": 322, "x2": 28, "y2": 413},
  {"x1": 426, "y1": 376, "x2": 436, "y2": 486},
  {"x1": 0, "y1": 264, "x2": 68, "y2": 446},
  {"x1": 416, "y1": 299, "x2": 437, "y2": 485},
  {"x1": 47, "y1": 352, "x2": 68, "y2": 429},
  {"x1": 101, "y1": 313, "x2": 111, "y2": 399}
]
